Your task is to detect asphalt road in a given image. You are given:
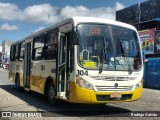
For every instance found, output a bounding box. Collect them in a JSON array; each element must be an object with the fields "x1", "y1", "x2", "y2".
[{"x1": 0, "y1": 68, "x2": 160, "y2": 120}]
